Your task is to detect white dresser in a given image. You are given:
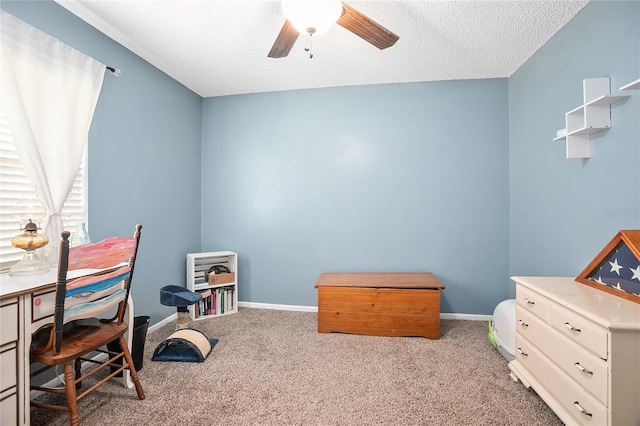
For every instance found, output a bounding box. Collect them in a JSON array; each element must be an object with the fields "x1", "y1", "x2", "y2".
[{"x1": 509, "y1": 276, "x2": 640, "y2": 425}]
